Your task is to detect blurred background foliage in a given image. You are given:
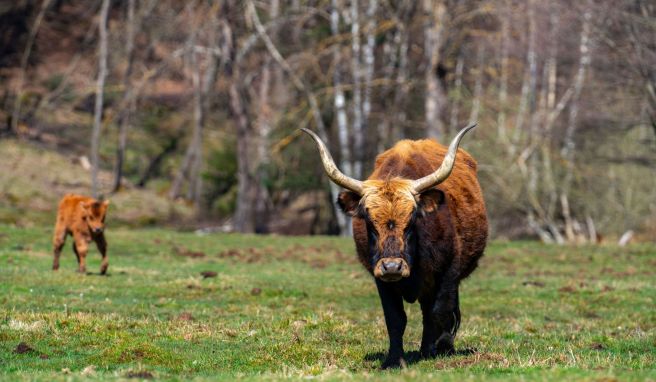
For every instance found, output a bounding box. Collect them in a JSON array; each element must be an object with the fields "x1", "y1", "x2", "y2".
[{"x1": 0, "y1": 0, "x2": 654, "y2": 242}]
